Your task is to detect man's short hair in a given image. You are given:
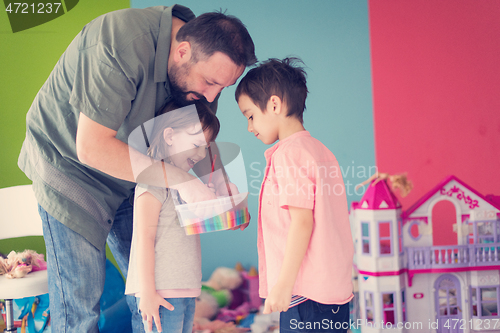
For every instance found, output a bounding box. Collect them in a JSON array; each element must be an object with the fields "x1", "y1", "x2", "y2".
[
  {"x1": 176, "y1": 11, "x2": 257, "y2": 67},
  {"x1": 235, "y1": 57, "x2": 308, "y2": 123}
]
